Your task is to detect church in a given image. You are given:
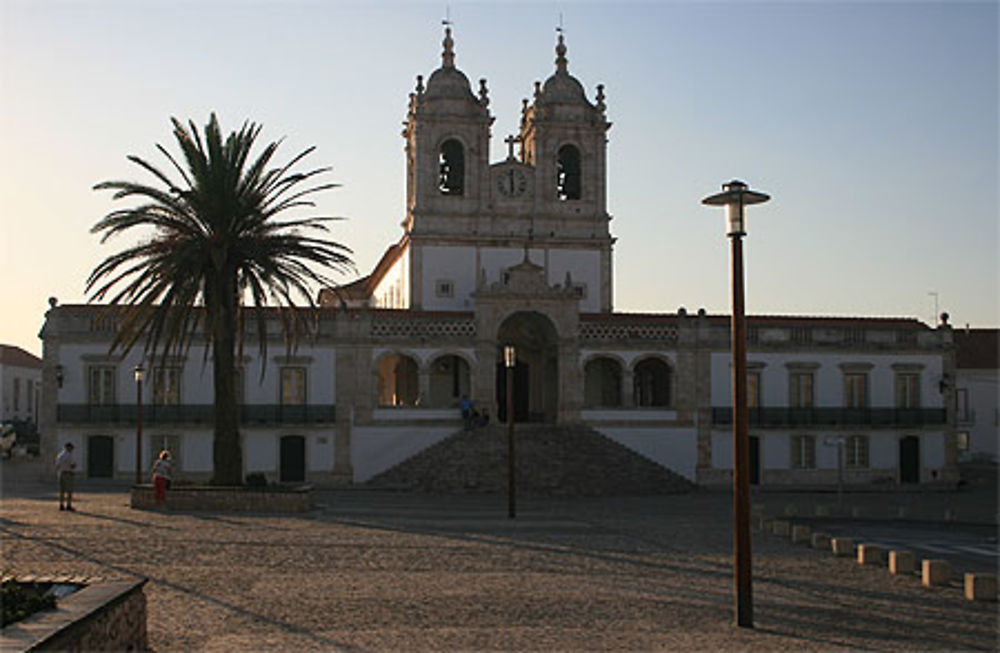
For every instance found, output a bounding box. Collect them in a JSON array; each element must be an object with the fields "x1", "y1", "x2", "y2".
[{"x1": 37, "y1": 28, "x2": 958, "y2": 490}]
